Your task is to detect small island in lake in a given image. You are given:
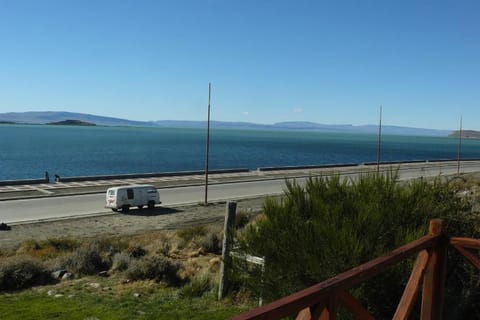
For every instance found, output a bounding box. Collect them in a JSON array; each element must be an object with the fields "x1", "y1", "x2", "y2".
[
  {"x1": 47, "y1": 119, "x2": 96, "y2": 126},
  {"x1": 449, "y1": 130, "x2": 480, "y2": 139}
]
